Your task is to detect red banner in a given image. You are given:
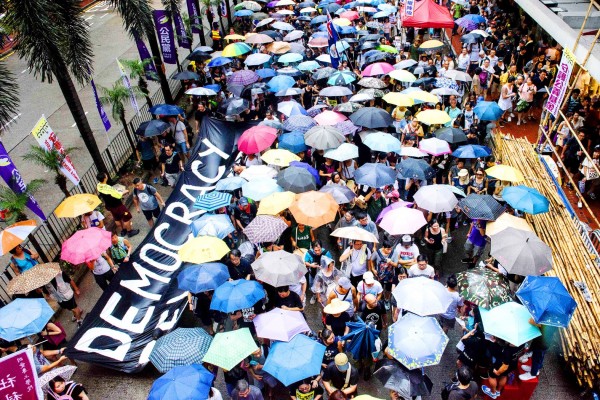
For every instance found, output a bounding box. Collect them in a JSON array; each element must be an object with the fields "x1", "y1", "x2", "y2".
[{"x1": 0, "y1": 349, "x2": 43, "y2": 400}]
